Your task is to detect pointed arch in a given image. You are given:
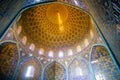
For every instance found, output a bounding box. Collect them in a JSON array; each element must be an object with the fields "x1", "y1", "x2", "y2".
[
  {"x1": 16, "y1": 57, "x2": 42, "y2": 80},
  {"x1": 68, "y1": 58, "x2": 92, "y2": 80},
  {"x1": 0, "y1": 42, "x2": 19, "y2": 80},
  {"x1": 44, "y1": 61, "x2": 66, "y2": 80},
  {"x1": 90, "y1": 45, "x2": 120, "y2": 80}
]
